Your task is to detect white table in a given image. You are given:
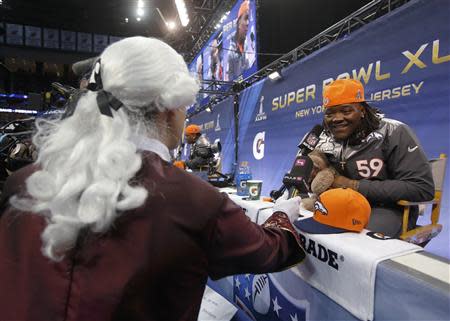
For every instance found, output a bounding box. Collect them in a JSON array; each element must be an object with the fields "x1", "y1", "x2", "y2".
[
  {"x1": 216, "y1": 187, "x2": 450, "y2": 321},
  {"x1": 220, "y1": 188, "x2": 274, "y2": 224}
]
